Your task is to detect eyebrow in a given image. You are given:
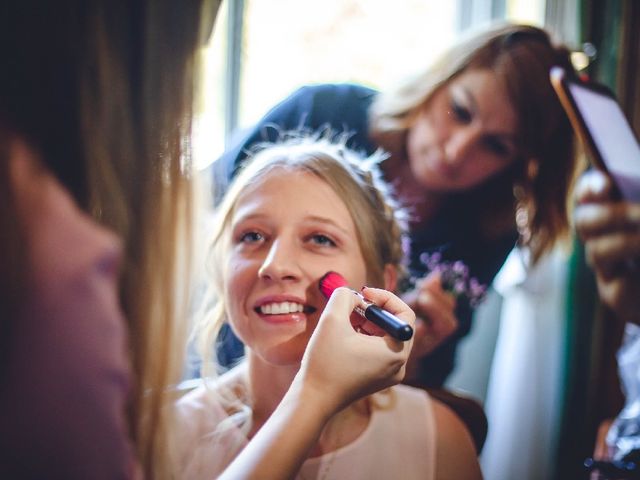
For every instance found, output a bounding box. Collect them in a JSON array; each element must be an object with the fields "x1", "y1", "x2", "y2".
[
  {"x1": 232, "y1": 212, "x2": 353, "y2": 237},
  {"x1": 459, "y1": 86, "x2": 477, "y2": 115},
  {"x1": 304, "y1": 215, "x2": 352, "y2": 237}
]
